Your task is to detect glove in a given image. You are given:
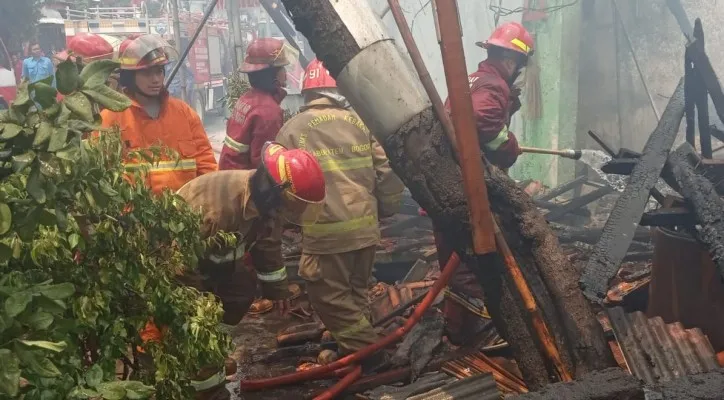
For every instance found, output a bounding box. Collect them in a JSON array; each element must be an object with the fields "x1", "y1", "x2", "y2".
[{"x1": 485, "y1": 132, "x2": 521, "y2": 170}]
